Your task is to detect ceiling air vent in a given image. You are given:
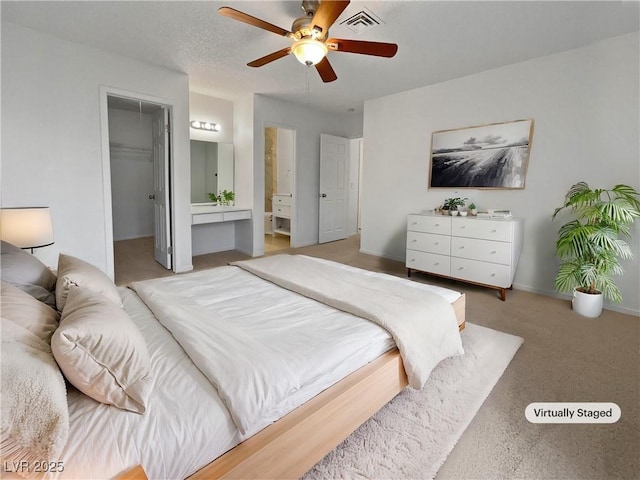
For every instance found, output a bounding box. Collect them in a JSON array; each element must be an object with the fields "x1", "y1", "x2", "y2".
[{"x1": 339, "y1": 7, "x2": 383, "y2": 34}]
